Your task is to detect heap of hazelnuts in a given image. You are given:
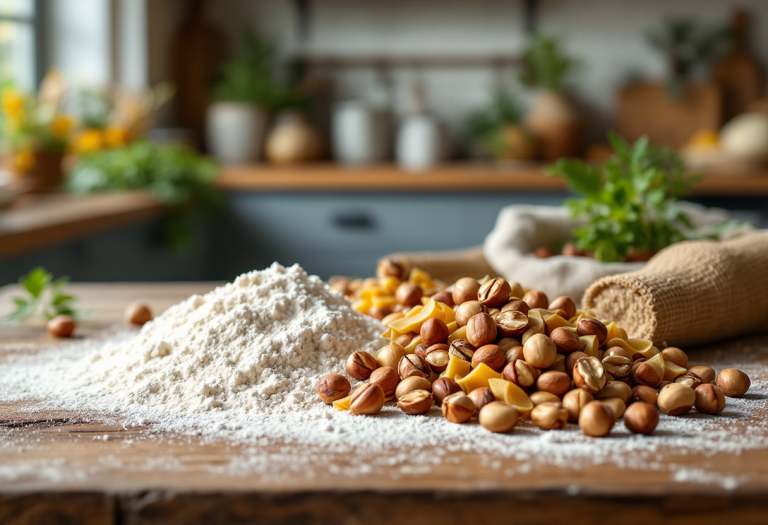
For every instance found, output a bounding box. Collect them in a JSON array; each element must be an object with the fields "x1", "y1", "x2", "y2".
[{"x1": 319, "y1": 265, "x2": 751, "y2": 437}]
